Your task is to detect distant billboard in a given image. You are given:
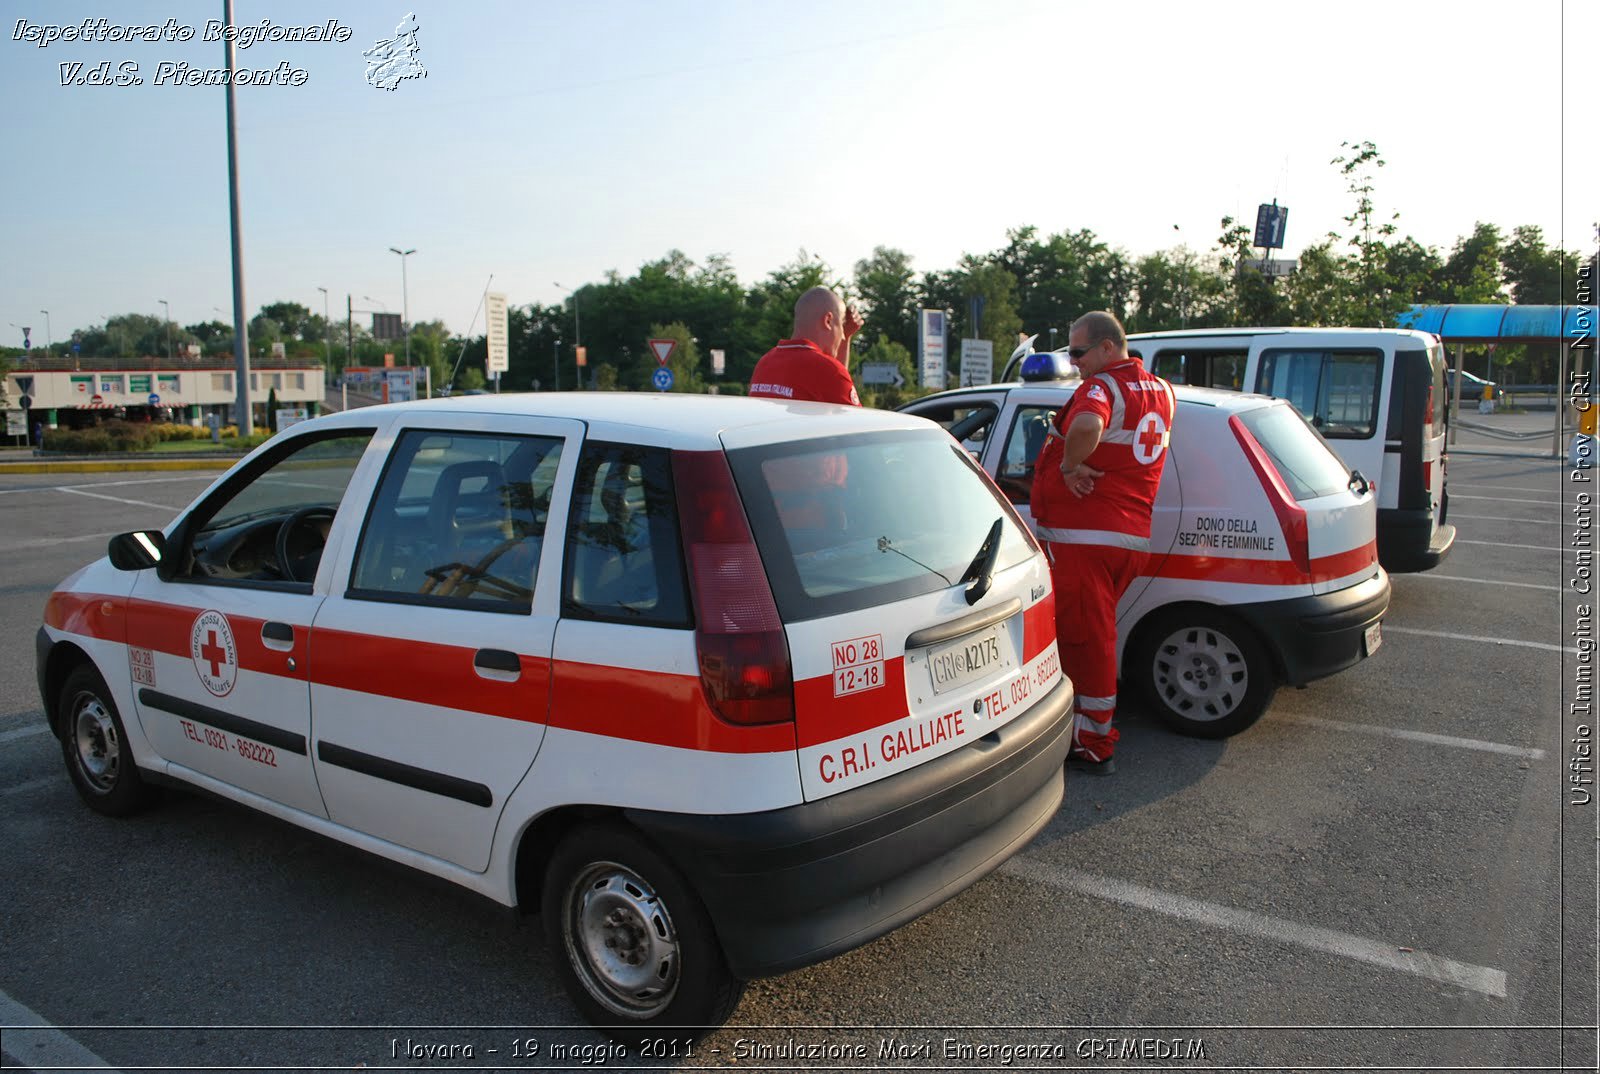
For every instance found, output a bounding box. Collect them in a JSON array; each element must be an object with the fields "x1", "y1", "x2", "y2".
[
  {"x1": 372, "y1": 312, "x2": 403, "y2": 340},
  {"x1": 485, "y1": 292, "x2": 509, "y2": 375},
  {"x1": 918, "y1": 309, "x2": 947, "y2": 390}
]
